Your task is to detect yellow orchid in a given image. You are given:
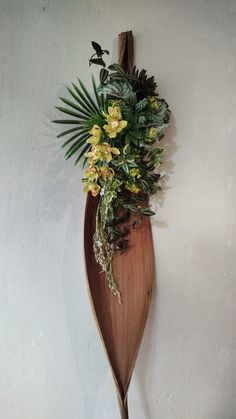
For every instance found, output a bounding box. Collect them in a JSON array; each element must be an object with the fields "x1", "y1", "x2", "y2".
[
  {"x1": 83, "y1": 181, "x2": 101, "y2": 197},
  {"x1": 104, "y1": 117, "x2": 127, "y2": 139},
  {"x1": 100, "y1": 166, "x2": 114, "y2": 180},
  {"x1": 85, "y1": 145, "x2": 101, "y2": 164},
  {"x1": 85, "y1": 165, "x2": 99, "y2": 182},
  {"x1": 90, "y1": 125, "x2": 102, "y2": 138},
  {"x1": 103, "y1": 104, "x2": 127, "y2": 139},
  {"x1": 107, "y1": 106, "x2": 122, "y2": 120},
  {"x1": 102, "y1": 143, "x2": 120, "y2": 162},
  {"x1": 86, "y1": 124, "x2": 102, "y2": 145},
  {"x1": 85, "y1": 143, "x2": 120, "y2": 165}
]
